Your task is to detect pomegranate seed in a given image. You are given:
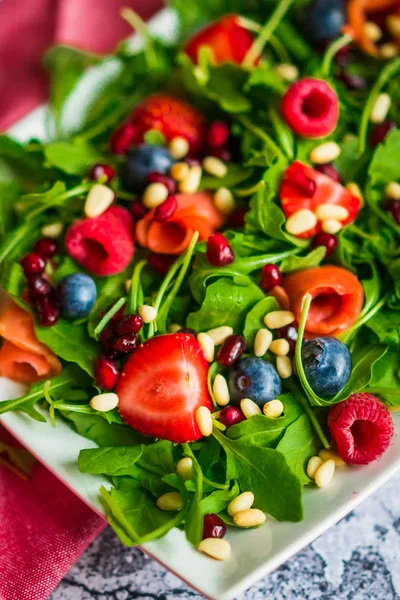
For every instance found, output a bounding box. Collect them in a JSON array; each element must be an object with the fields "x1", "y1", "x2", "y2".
[
  {"x1": 116, "y1": 314, "x2": 143, "y2": 335},
  {"x1": 218, "y1": 335, "x2": 246, "y2": 367},
  {"x1": 275, "y1": 324, "x2": 298, "y2": 356},
  {"x1": 113, "y1": 333, "x2": 140, "y2": 353},
  {"x1": 27, "y1": 276, "x2": 52, "y2": 297},
  {"x1": 206, "y1": 233, "x2": 234, "y2": 267},
  {"x1": 206, "y1": 121, "x2": 230, "y2": 148},
  {"x1": 179, "y1": 327, "x2": 197, "y2": 337},
  {"x1": 109, "y1": 123, "x2": 135, "y2": 154},
  {"x1": 369, "y1": 120, "x2": 396, "y2": 148},
  {"x1": 219, "y1": 405, "x2": 245, "y2": 427},
  {"x1": 229, "y1": 207, "x2": 247, "y2": 229},
  {"x1": 148, "y1": 253, "x2": 176, "y2": 275},
  {"x1": 130, "y1": 200, "x2": 147, "y2": 220},
  {"x1": 154, "y1": 195, "x2": 178, "y2": 223},
  {"x1": 312, "y1": 232, "x2": 338, "y2": 257},
  {"x1": 89, "y1": 163, "x2": 116, "y2": 183},
  {"x1": 185, "y1": 157, "x2": 201, "y2": 167},
  {"x1": 209, "y1": 146, "x2": 233, "y2": 162},
  {"x1": 147, "y1": 172, "x2": 176, "y2": 195},
  {"x1": 338, "y1": 71, "x2": 366, "y2": 91},
  {"x1": 95, "y1": 355, "x2": 120, "y2": 390},
  {"x1": 34, "y1": 237, "x2": 59, "y2": 258},
  {"x1": 36, "y1": 294, "x2": 60, "y2": 327},
  {"x1": 202, "y1": 513, "x2": 227, "y2": 540},
  {"x1": 20, "y1": 252, "x2": 46, "y2": 276},
  {"x1": 99, "y1": 325, "x2": 116, "y2": 352},
  {"x1": 334, "y1": 44, "x2": 353, "y2": 67},
  {"x1": 288, "y1": 165, "x2": 316, "y2": 197},
  {"x1": 260, "y1": 264, "x2": 282, "y2": 293},
  {"x1": 315, "y1": 163, "x2": 341, "y2": 183},
  {"x1": 390, "y1": 200, "x2": 400, "y2": 226}
]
